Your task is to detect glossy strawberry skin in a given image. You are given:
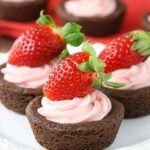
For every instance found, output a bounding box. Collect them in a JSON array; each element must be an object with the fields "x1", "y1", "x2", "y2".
[
  {"x1": 8, "y1": 25, "x2": 65, "y2": 67},
  {"x1": 99, "y1": 34, "x2": 145, "y2": 73},
  {"x1": 43, "y1": 52, "x2": 95, "y2": 100}
]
